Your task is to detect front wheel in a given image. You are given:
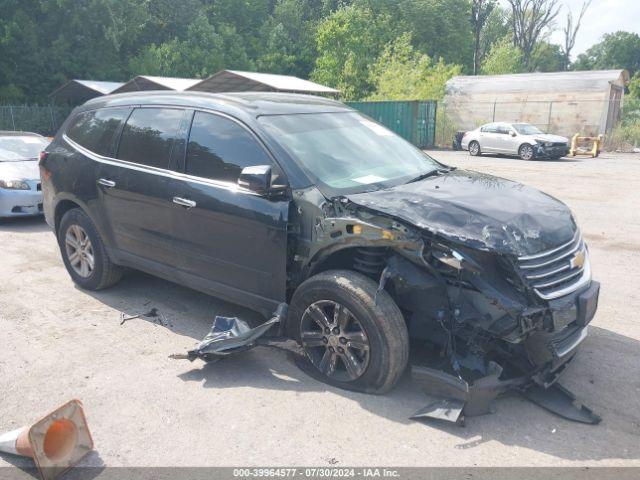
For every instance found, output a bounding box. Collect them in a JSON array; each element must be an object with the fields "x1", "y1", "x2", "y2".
[
  {"x1": 519, "y1": 144, "x2": 535, "y2": 160},
  {"x1": 468, "y1": 141, "x2": 481, "y2": 156},
  {"x1": 288, "y1": 270, "x2": 409, "y2": 394}
]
